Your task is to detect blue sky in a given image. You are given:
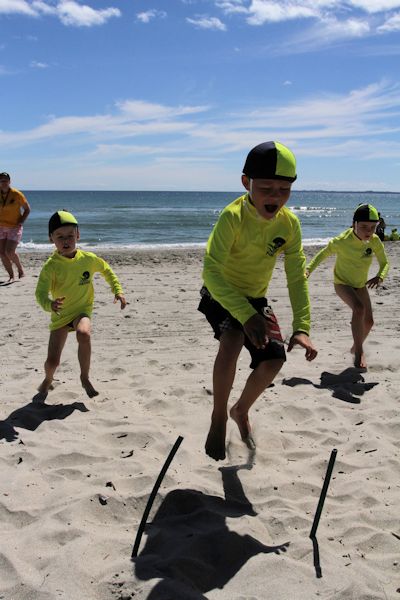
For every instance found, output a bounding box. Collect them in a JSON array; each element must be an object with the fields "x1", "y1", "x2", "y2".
[{"x1": 1, "y1": 0, "x2": 400, "y2": 191}]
